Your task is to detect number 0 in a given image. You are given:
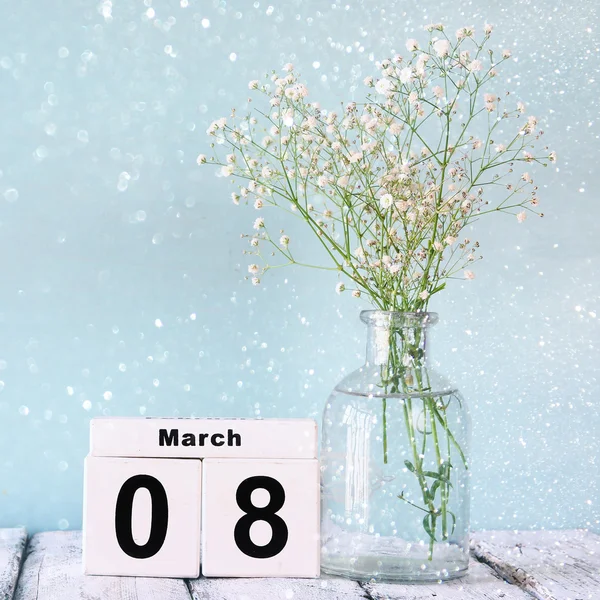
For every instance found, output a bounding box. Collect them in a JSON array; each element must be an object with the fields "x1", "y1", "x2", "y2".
[
  {"x1": 115, "y1": 474, "x2": 169, "y2": 559},
  {"x1": 234, "y1": 475, "x2": 289, "y2": 559}
]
